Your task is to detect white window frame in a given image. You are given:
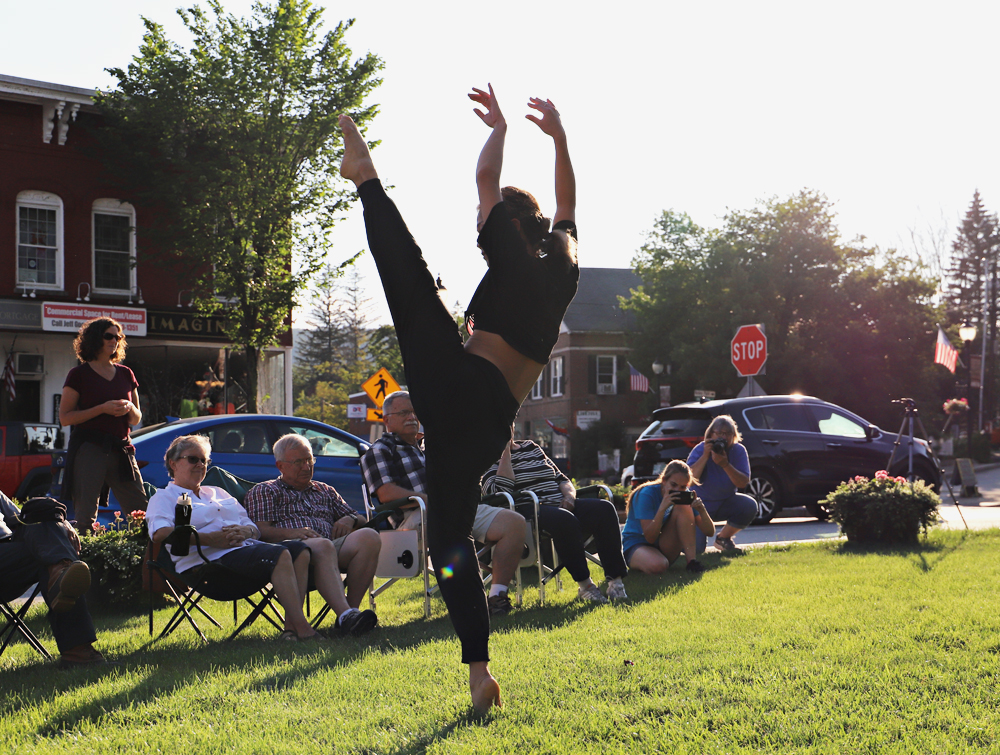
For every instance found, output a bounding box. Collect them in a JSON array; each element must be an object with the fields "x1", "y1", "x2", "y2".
[
  {"x1": 596, "y1": 355, "x2": 617, "y2": 395},
  {"x1": 16, "y1": 190, "x2": 64, "y2": 291},
  {"x1": 550, "y1": 356, "x2": 564, "y2": 397},
  {"x1": 530, "y1": 371, "x2": 544, "y2": 400},
  {"x1": 92, "y1": 199, "x2": 136, "y2": 295}
]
